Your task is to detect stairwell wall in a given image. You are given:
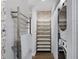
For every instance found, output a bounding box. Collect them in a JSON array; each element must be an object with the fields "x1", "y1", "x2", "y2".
[{"x1": 31, "y1": 9, "x2": 37, "y2": 56}]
